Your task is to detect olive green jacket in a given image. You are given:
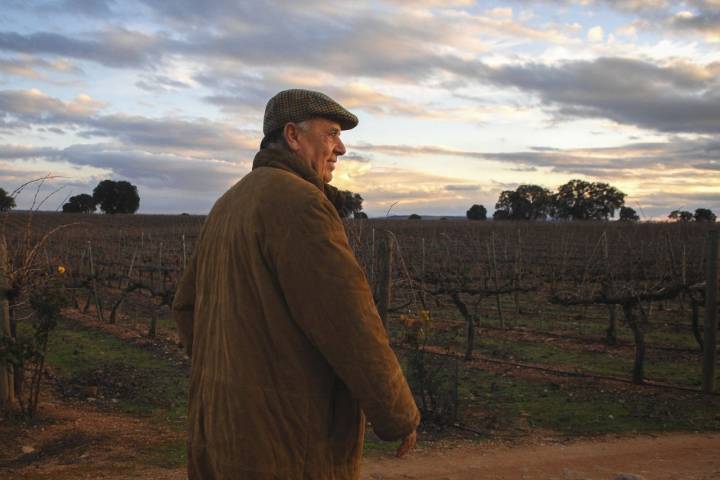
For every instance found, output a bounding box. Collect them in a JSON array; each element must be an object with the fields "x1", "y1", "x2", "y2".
[{"x1": 172, "y1": 147, "x2": 420, "y2": 479}]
